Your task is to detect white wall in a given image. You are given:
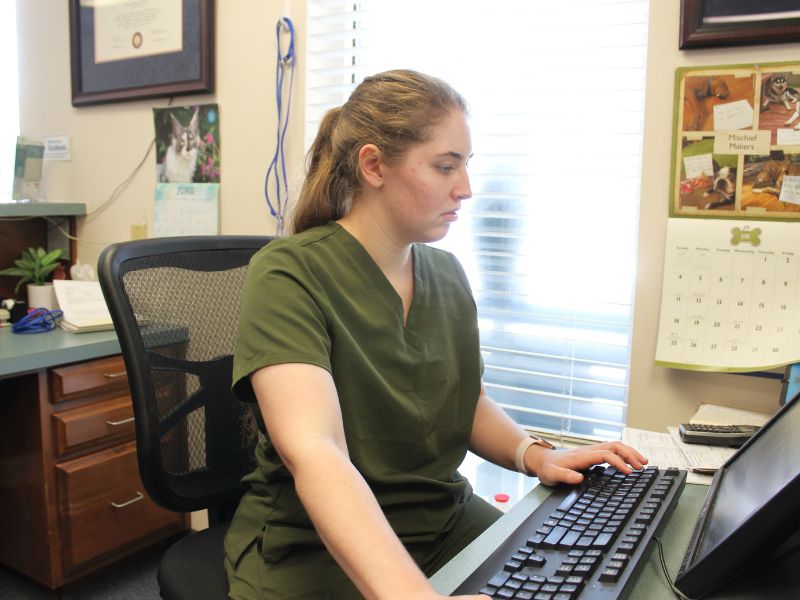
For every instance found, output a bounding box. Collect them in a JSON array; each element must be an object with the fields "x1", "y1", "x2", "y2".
[{"x1": 16, "y1": 1, "x2": 795, "y2": 432}]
